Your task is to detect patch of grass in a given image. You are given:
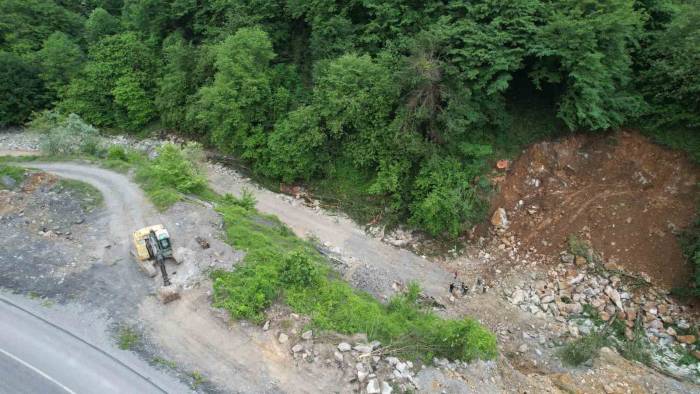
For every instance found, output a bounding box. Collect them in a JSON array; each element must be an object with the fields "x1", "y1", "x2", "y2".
[
  {"x1": 0, "y1": 164, "x2": 26, "y2": 188},
  {"x1": 559, "y1": 331, "x2": 609, "y2": 366},
  {"x1": 117, "y1": 326, "x2": 140, "y2": 350},
  {"x1": 53, "y1": 179, "x2": 104, "y2": 211},
  {"x1": 190, "y1": 370, "x2": 205, "y2": 389},
  {"x1": 151, "y1": 357, "x2": 177, "y2": 369},
  {"x1": 134, "y1": 143, "x2": 209, "y2": 211},
  {"x1": 40, "y1": 299, "x2": 54, "y2": 308},
  {"x1": 211, "y1": 195, "x2": 497, "y2": 362},
  {"x1": 307, "y1": 159, "x2": 386, "y2": 225},
  {"x1": 567, "y1": 235, "x2": 593, "y2": 261}
]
